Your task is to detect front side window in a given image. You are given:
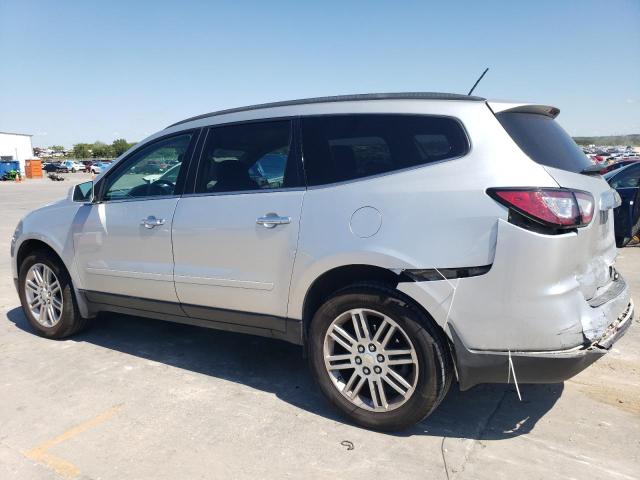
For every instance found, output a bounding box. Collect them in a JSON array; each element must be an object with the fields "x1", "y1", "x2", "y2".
[
  {"x1": 195, "y1": 120, "x2": 295, "y2": 194},
  {"x1": 103, "y1": 134, "x2": 192, "y2": 201},
  {"x1": 301, "y1": 114, "x2": 469, "y2": 186}
]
